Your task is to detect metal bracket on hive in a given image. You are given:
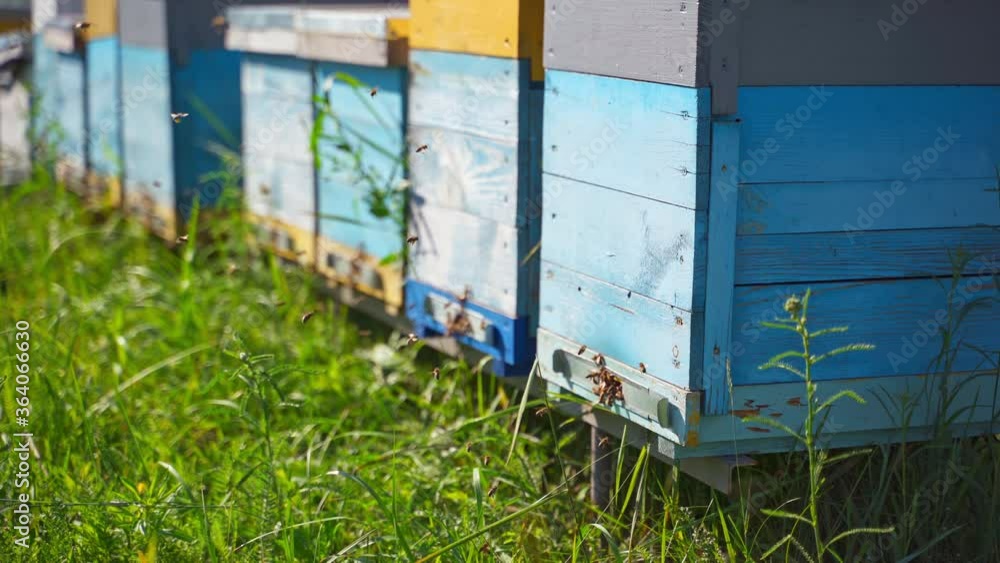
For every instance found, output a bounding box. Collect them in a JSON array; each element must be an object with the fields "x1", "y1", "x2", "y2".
[{"x1": 405, "y1": 280, "x2": 534, "y2": 376}]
